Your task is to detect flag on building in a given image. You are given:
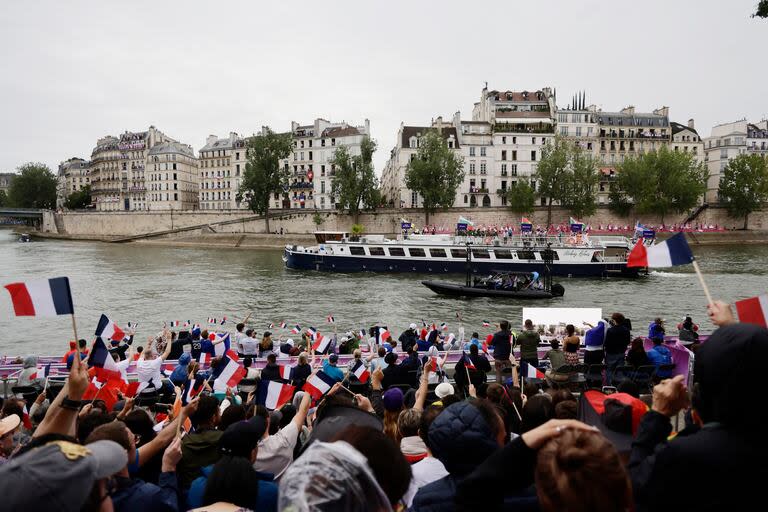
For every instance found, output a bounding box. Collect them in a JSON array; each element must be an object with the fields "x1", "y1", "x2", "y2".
[
  {"x1": 521, "y1": 361, "x2": 545, "y2": 379},
  {"x1": 211, "y1": 354, "x2": 247, "y2": 392},
  {"x1": 351, "y1": 360, "x2": 370, "y2": 383},
  {"x1": 291, "y1": 324, "x2": 301, "y2": 335},
  {"x1": 462, "y1": 352, "x2": 476, "y2": 371},
  {"x1": 3, "y1": 277, "x2": 74, "y2": 317},
  {"x1": 257, "y1": 380, "x2": 296, "y2": 410},
  {"x1": 279, "y1": 321, "x2": 287, "y2": 329},
  {"x1": 735, "y1": 294, "x2": 768, "y2": 328},
  {"x1": 169, "y1": 320, "x2": 180, "y2": 328},
  {"x1": 627, "y1": 232, "x2": 694, "y2": 268},
  {"x1": 302, "y1": 371, "x2": 337, "y2": 400},
  {"x1": 482, "y1": 320, "x2": 491, "y2": 327},
  {"x1": 278, "y1": 364, "x2": 294, "y2": 380},
  {"x1": 327, "y1": 314, "x2": 335, "y2": 324},
  {"x1": 87, "y1": 338, "x2": 123, "y2": 383},
  {"x1": 95, "y1": 314, "x2": 125, "y2": 342},
  {"x1": 312, "y1": 332, "x2": 331, "y2": 353},
  {"x1": 181, "y1": 375, "x2": 206, "y2": 405}
]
